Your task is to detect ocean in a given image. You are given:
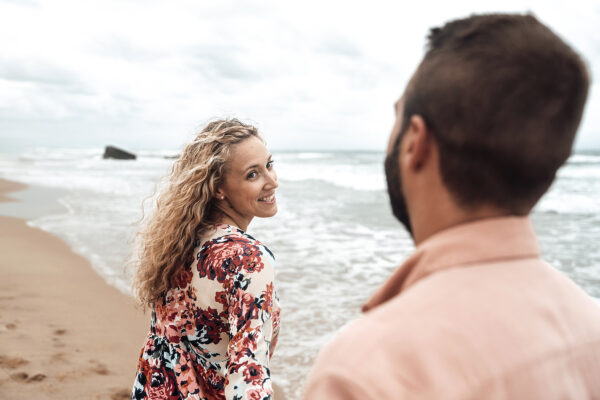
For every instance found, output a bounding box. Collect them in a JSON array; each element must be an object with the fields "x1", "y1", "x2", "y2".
[{"x1": 1, "y1": 148, "x2": 599, "y2": 399}]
